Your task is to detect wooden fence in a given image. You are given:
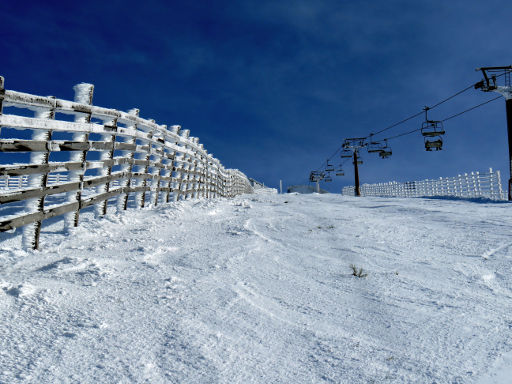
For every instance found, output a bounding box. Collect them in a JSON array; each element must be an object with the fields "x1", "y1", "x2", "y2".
[
  {"x1": 0, "y1": 76, "x2": 253, "y2": 249},
  {"x1": 342, "y1": 168, "x2": 505, "y2": 200}
]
